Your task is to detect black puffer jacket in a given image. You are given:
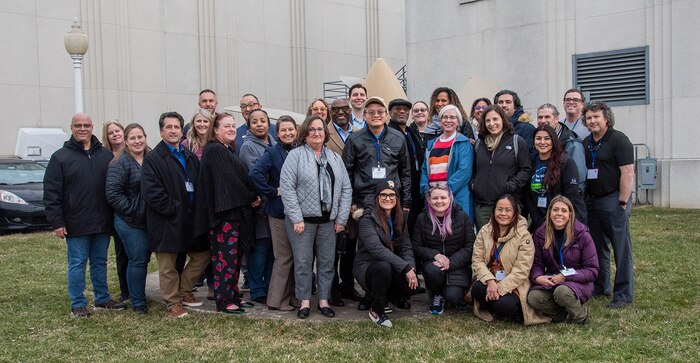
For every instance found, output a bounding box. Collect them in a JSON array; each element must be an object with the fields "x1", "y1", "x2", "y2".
[
  {"x1": 353, "y1": 206, "x2": 415, "y2": 291},
  {"x1": 411, "y1": 204, "x2": 476, "y2": 287},
  {"x1": 342, "y1": 127, "x2": 412, "y2": 208},
  {"x1": 106, "y1": 152, "x2": 147, "y2": 229},
  {"x1": 472, "y1": 133, "x2": 531, "y2": 205},
  {"x1": 43, "y1": 136, "x2": 114, "y2": 236}
]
